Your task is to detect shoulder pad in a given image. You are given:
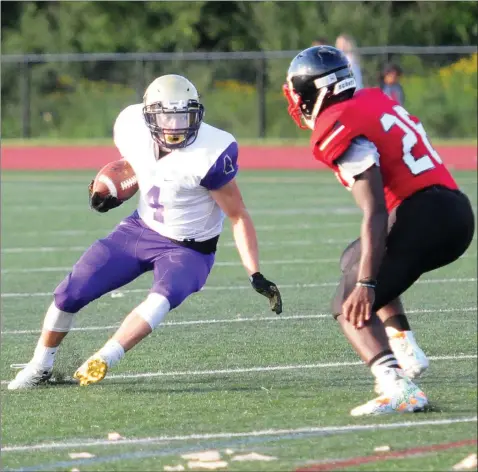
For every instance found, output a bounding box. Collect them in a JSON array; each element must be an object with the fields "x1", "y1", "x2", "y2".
[
  {"x1": 113, "y1": 104, "x2": 149, "y2": 159},
  {"x1": 114, "y1": 104, "x2": 143, "y2": 134}
]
